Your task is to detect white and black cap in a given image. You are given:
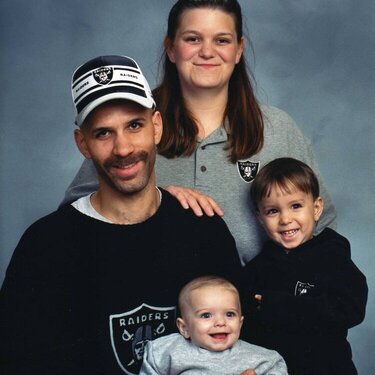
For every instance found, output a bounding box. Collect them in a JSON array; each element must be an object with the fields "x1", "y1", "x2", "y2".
[{"x1": 72, "y1": 55, "x2": 155, "y2": 126}]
